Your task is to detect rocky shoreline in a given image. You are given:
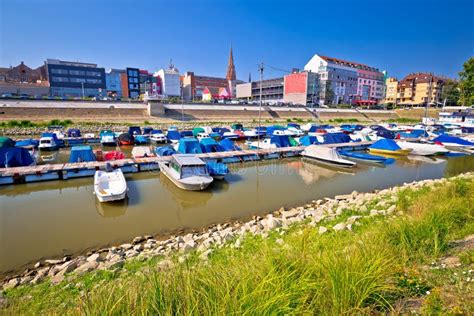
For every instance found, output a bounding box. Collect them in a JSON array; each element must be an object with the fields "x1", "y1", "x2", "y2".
[{"x1": 2, "y1": 172, "x2": 473, "y2": 291}]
